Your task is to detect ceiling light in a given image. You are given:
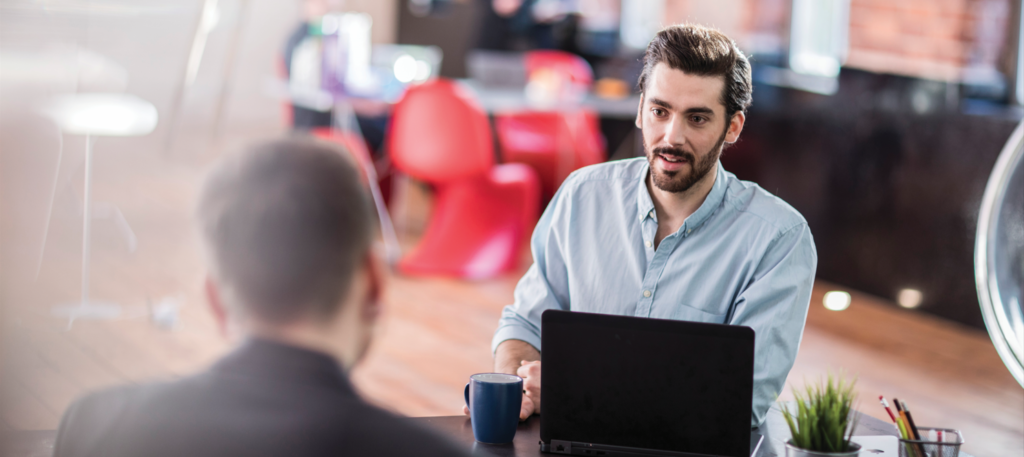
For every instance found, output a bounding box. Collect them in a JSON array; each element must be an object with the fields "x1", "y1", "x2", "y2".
[
  {"x1": 823, "y1": 291, "x2": 851, "y2": 311},
  {"x1": 393, "y1": 55, "x2": 417, "y2": 84},
  {"x1": 897, "y1": 289, "x2": 923, "y2": 309}
]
